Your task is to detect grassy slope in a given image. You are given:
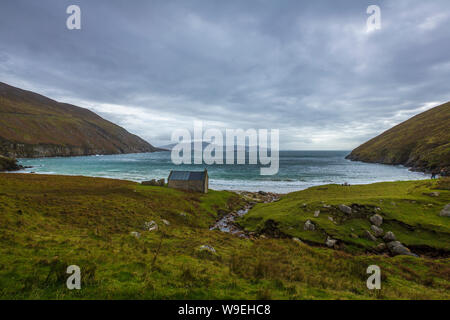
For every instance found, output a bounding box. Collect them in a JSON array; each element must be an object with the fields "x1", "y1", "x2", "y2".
[
  {"x1": 0, "y1": 82, "x2": 157, "y2": 157},
  {"x1": 347, "y1": 102, "x2": 450, "y2": 171},
  {"x1": 239, "y1": 180, "x2": 450, "y2": 254},
  {"x1": 0, "y1": 174, "x2": 449, "y2": 300}
]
